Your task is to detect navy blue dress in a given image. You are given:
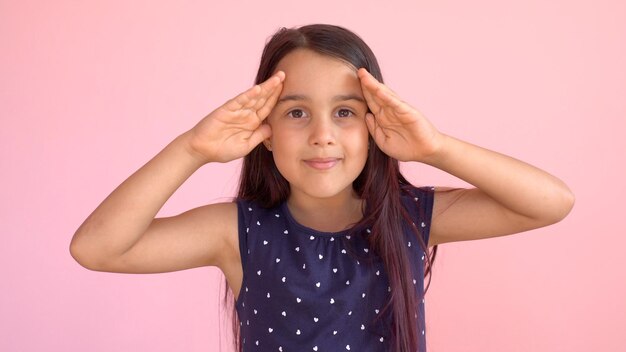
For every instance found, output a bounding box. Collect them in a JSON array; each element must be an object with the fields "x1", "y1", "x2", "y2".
[{"x1": 235, "y1": 185, "x2": 435, "y2": 351}]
